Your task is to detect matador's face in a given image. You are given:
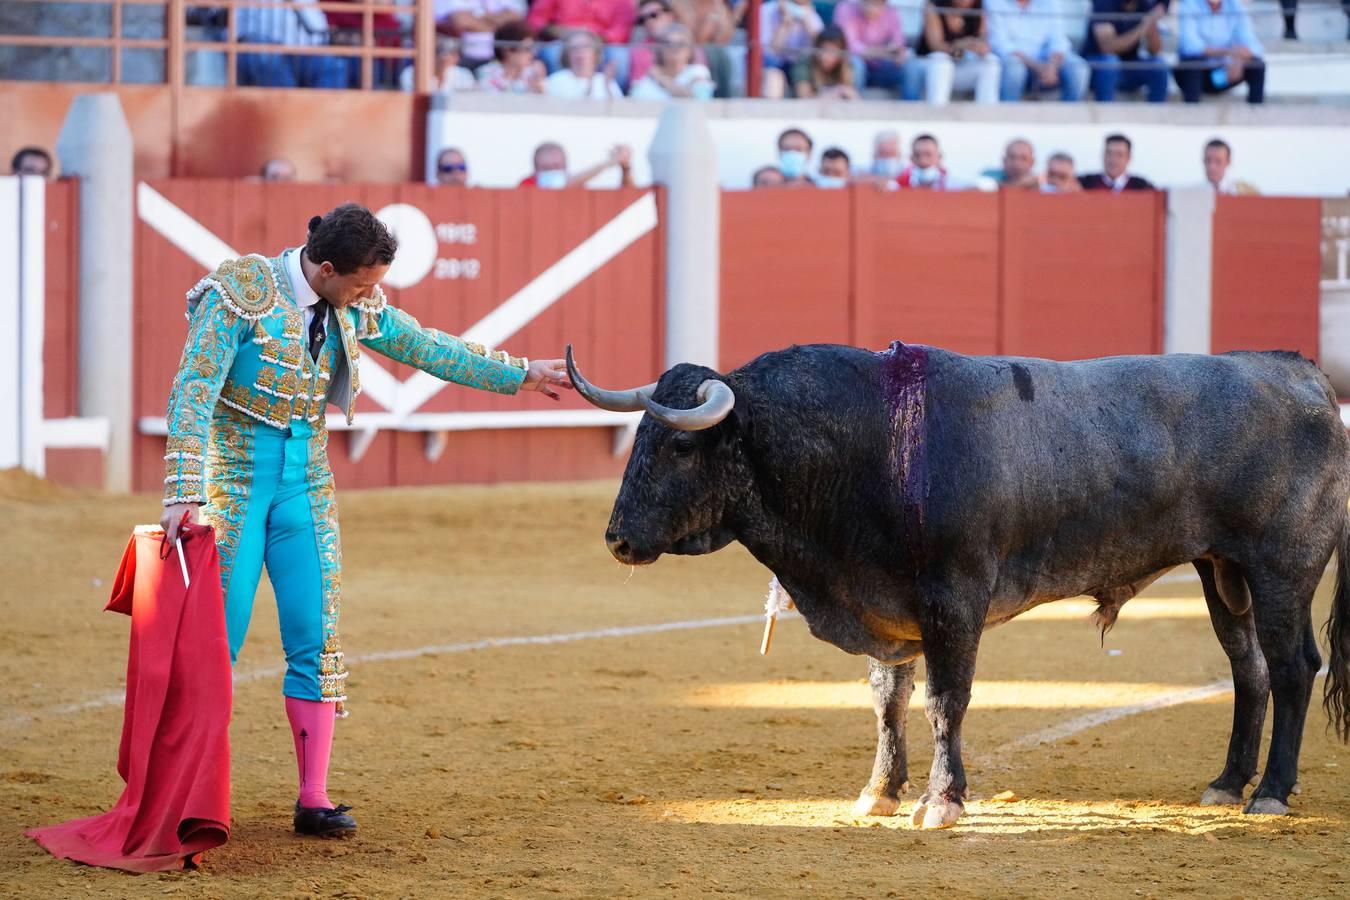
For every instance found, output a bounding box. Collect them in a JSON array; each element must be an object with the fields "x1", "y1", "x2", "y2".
[{"x1": 316, "y1": 262, "x2": 390, "y2": 309}]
